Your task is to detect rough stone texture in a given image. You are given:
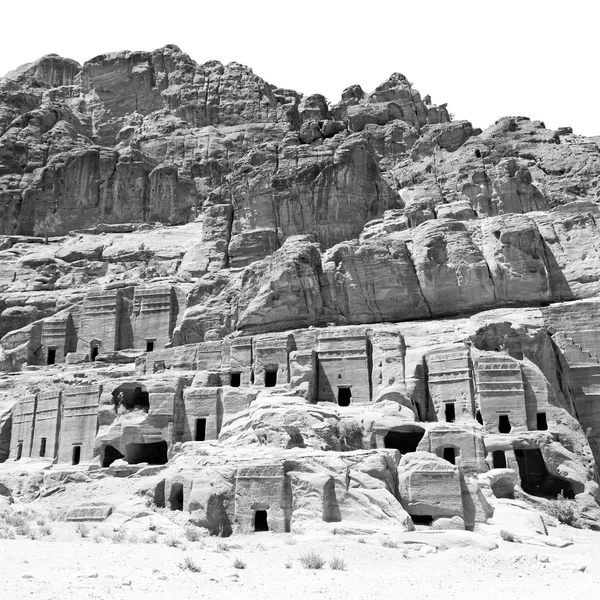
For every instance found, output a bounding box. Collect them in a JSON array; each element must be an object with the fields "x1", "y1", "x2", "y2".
[{"x1": 1, "y1": 46, "x2": 600, "y2": 535}]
